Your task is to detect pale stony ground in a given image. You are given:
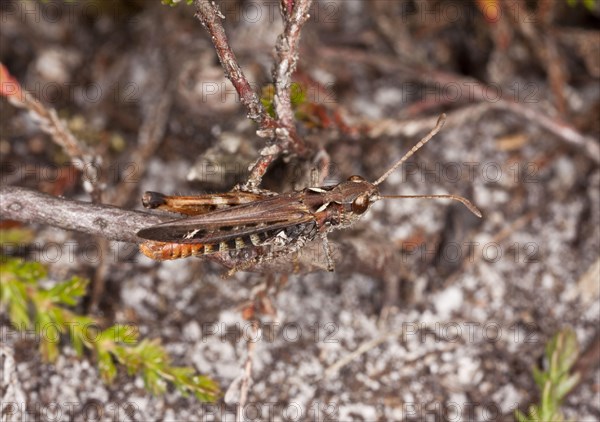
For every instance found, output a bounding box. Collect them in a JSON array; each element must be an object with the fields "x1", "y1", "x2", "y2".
[{"x1": 1, "y1": 1, "x2": 599, "y2": 421}]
